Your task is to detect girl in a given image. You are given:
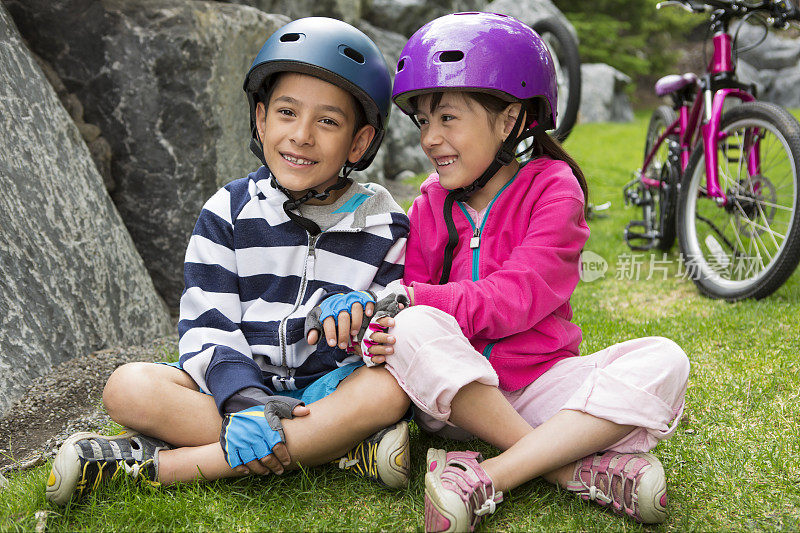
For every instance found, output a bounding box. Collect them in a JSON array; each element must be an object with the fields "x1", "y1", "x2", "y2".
[{"x1": 358, "y1": 12, "x2": 690, "y2": 532}]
